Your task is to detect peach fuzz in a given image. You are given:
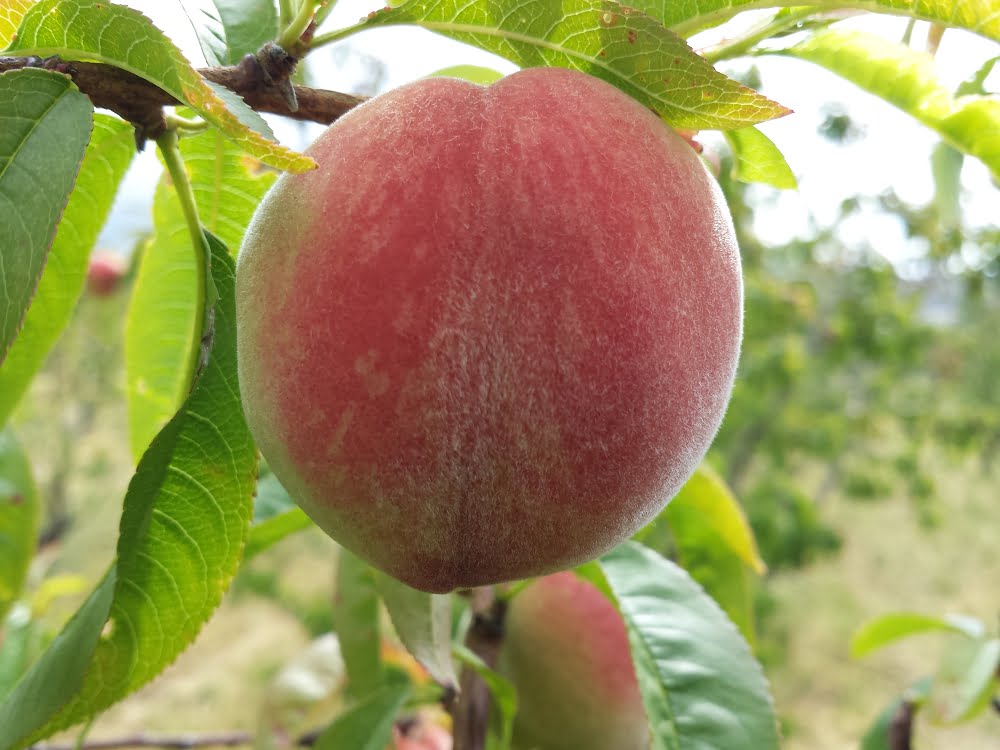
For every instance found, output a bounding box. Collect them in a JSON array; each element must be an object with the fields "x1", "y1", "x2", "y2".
[{"x1": 236, "y1": 67, "x2": 742, "y2": 592}]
